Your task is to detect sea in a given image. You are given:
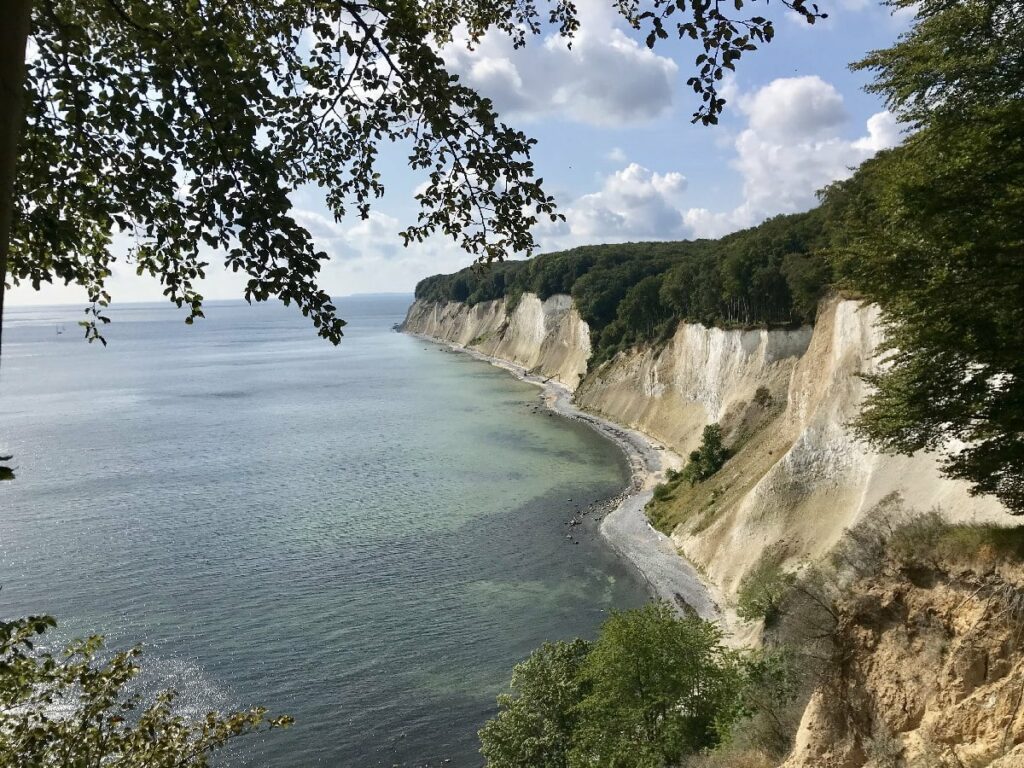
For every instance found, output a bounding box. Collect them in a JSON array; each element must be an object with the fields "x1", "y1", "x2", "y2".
[{"x1": 0, "y1": 294, "x2": 649, "y2": 767}]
